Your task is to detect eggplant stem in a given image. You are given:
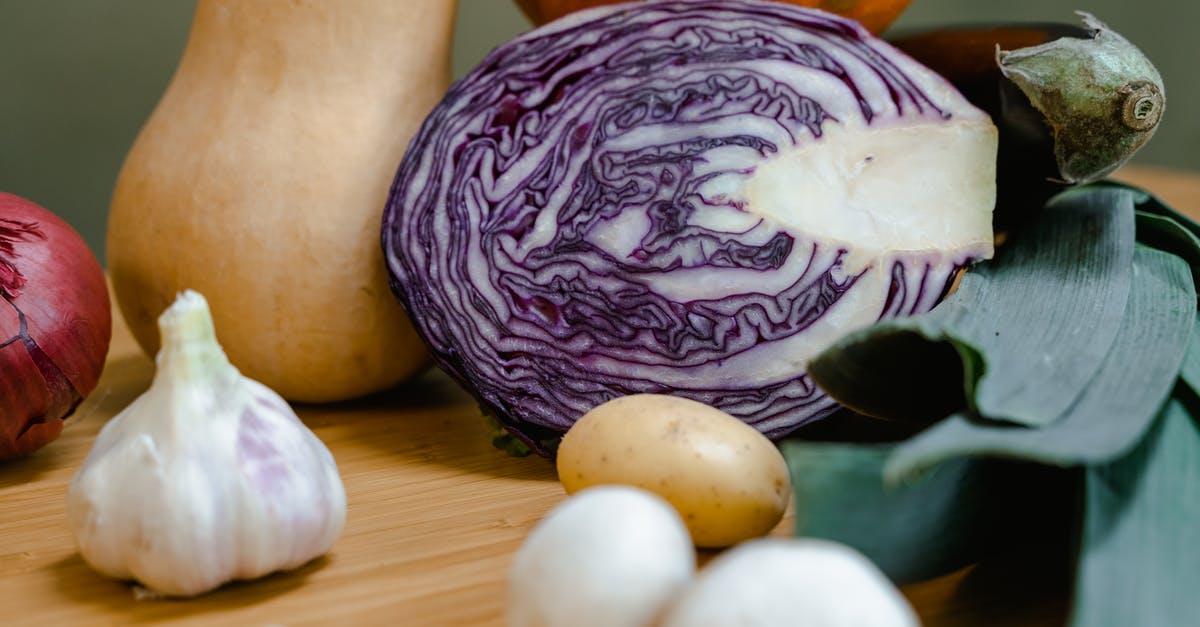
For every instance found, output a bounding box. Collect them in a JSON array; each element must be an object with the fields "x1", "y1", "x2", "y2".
[{"x1": 1120, "y1": 81, "x2": 1164, "y2": 131}]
